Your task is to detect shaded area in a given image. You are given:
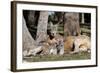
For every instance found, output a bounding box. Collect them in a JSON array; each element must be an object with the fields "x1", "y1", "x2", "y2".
[{"x1": 23, "y1": 10, "x2": 40, "y2": 40}]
